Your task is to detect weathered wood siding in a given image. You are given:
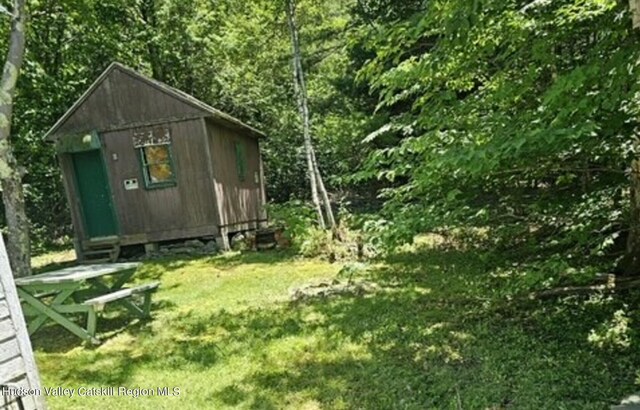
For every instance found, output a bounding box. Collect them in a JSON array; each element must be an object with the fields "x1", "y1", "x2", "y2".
[
  {"x1": 100, "y1": 119, "x2": 219, "y2": 241},
  {"x1": 0, "y1": 237, "x2": 46, "y2": 410},
  {"x1": 58, "y1": 155, "x2": 85, "y2": 246},
  {"x1": 207, "y1": 120, "x2": 266, "y2": 228},
  {"x1": 53, "y1": 66, "x2": 205, "y2": 137}
]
